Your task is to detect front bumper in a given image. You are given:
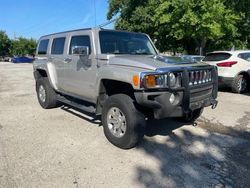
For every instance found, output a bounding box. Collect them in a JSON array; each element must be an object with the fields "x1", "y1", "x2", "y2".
[{"x1": 135, "y1": 67, "x2": 218, "y2": 119}]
